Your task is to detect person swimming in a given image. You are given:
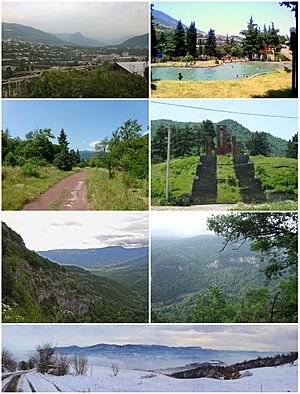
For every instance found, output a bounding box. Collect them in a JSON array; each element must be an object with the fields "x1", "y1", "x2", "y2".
[{"x1": 178, "y1": 72, "x2": 184, "y2": 80}]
